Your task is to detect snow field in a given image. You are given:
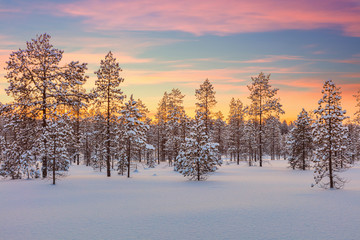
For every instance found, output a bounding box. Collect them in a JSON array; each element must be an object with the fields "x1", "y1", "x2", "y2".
[{"x1": 1, "y1": 160, "x2": 360, "y2": 240}]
